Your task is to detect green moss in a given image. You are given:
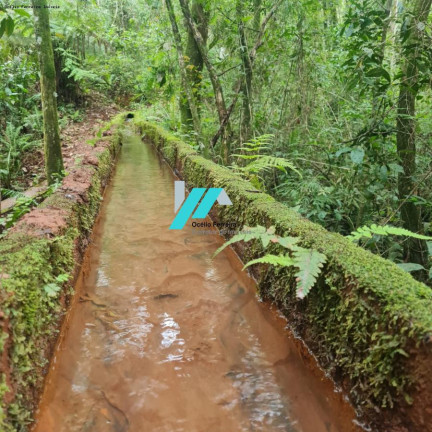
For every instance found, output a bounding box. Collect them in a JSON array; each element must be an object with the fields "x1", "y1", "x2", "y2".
[
  {"x1": 134, "y1": 118, "x2": 432, "y2": 414},
  {"x1": 0, "y1": 119, "x2": 123, "y2": 430},
  {"x1": 0, "y1": 230, "x2": 75, "y2": 428}
]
